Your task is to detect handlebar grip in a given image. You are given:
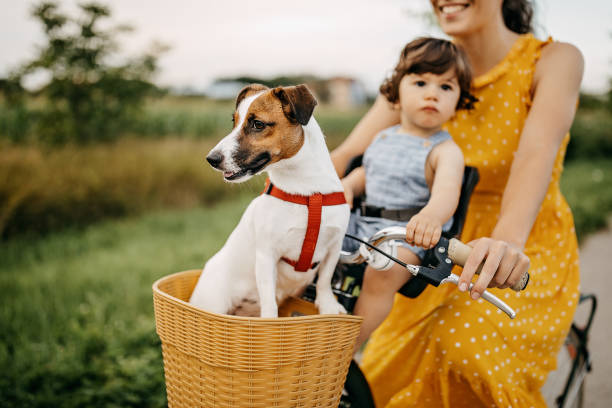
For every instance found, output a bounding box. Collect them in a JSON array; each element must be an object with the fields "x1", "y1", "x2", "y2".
[{"x1": 447, "y1": 238, "x2": 529, "y2": 292}]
